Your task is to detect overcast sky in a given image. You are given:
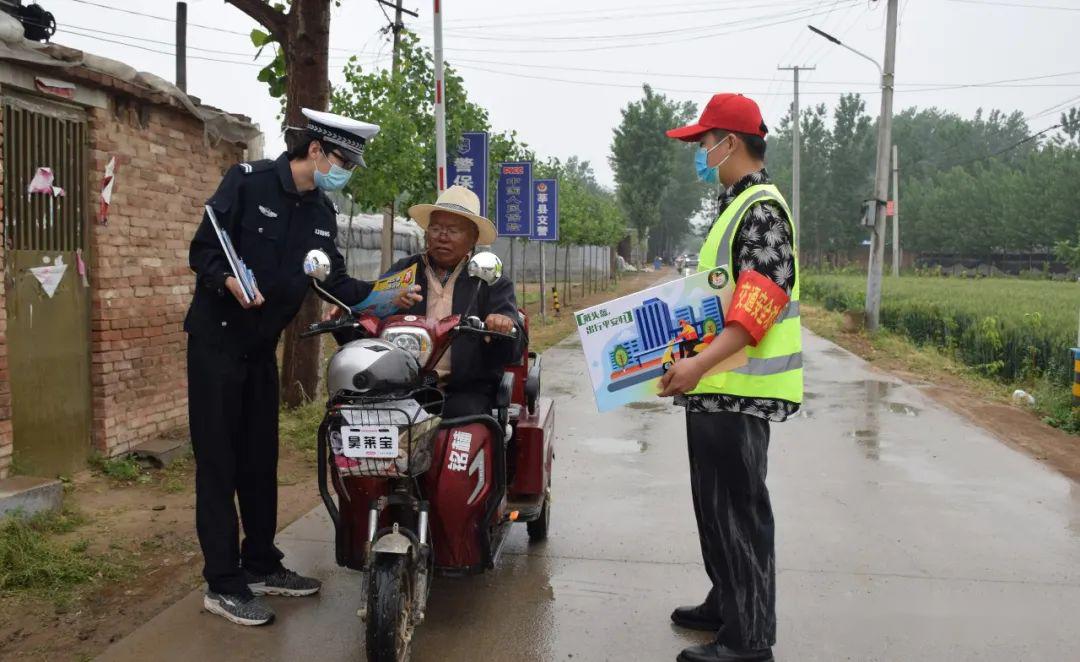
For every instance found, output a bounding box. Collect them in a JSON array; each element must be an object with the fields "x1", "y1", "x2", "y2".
[{"x1": 47, "y1": 0, "x2": 1080, "y2": 188}]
